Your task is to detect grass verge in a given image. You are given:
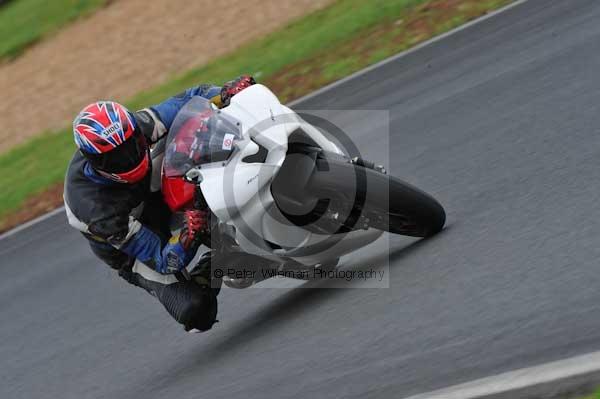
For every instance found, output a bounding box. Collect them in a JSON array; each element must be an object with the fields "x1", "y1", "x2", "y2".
[
  {"x1": 0, "y1": 0, "x2": 514, "y2": 232},
  {"x1": 0, "y1": 0, "x2": 107, "y2": 60},
  {"x1": 579, "y1": 389, "x2": 600, "y2": 399}
]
